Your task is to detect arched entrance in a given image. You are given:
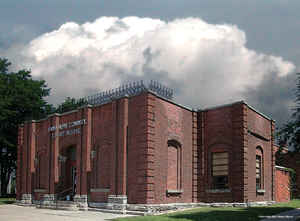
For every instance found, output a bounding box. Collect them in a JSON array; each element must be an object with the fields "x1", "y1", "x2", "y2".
[
  {"x1": 58, "y1": 146, "x2": 77, "y2": 201},
  {"x1": 66, "y1": 146, "x2": 77, "y2": 200}
]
